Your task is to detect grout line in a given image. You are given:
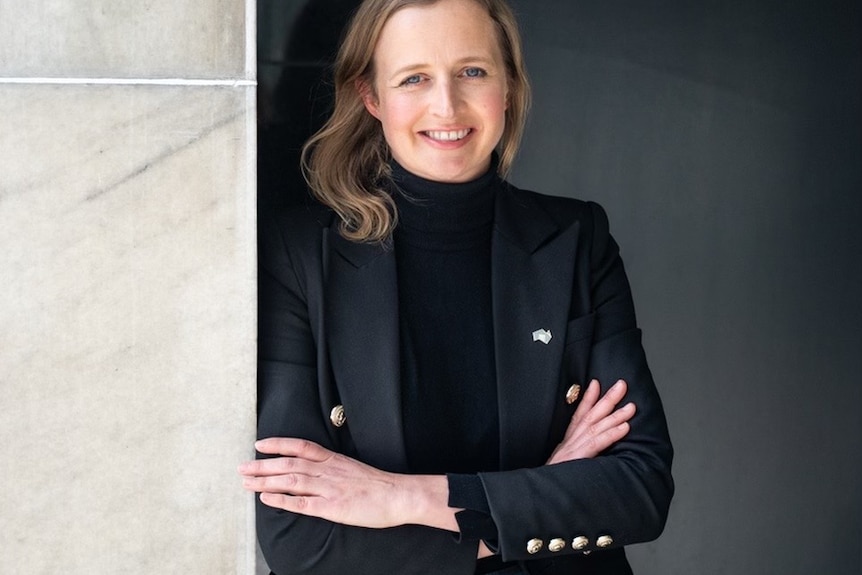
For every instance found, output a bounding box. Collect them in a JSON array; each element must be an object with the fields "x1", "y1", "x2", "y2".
[{"x1": 0, "y1": 77, "x2": 257, "y2": 86}]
